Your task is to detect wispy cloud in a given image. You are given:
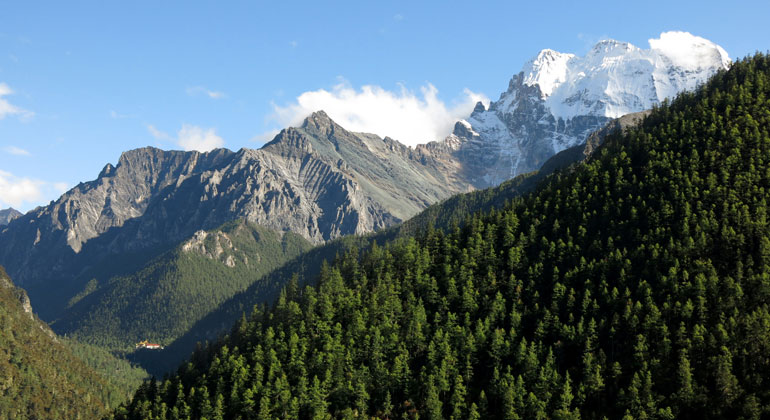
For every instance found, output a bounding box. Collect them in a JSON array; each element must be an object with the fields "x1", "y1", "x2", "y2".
[
  {"x1": 268, "y1": 80, "x2": 488, "y2": 146},
  {"x1": 186, "y1": 86, "x2": 226, "y2": 99},
  {"x1": 393, "y1": 13, "x2": 404, "y2": 21},
  {"x1": 146, "y1": 124, "x2": 224, "y2": 152},
  {"x1": 146, "y1": 124, "x2": 171, "y2": 141},
  {"x1": 4, "y1": 145, "x2": 30, "y2": 156},
  {"x1": 110, "y1": 110, "x2": 136, "y2": 119},
  {"x1": 289, "y1": 40, "x2": 298, "y2": 48},
  {"x1": 0, "y1": 170, "x2": 67, "y2": 210},
  {"x1": 52, "y1": 182, "x2": 68, "y2": 193},
  {"x1": 0, "y1": 82, "x2": 33, "y2": 121}
]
